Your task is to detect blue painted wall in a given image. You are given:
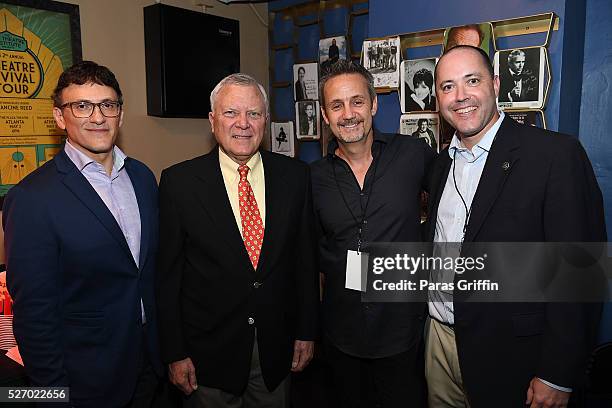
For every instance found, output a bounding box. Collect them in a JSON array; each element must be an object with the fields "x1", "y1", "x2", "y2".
[{"x1": 580, "y1": 0, "x2": 612, "y2": 343}]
